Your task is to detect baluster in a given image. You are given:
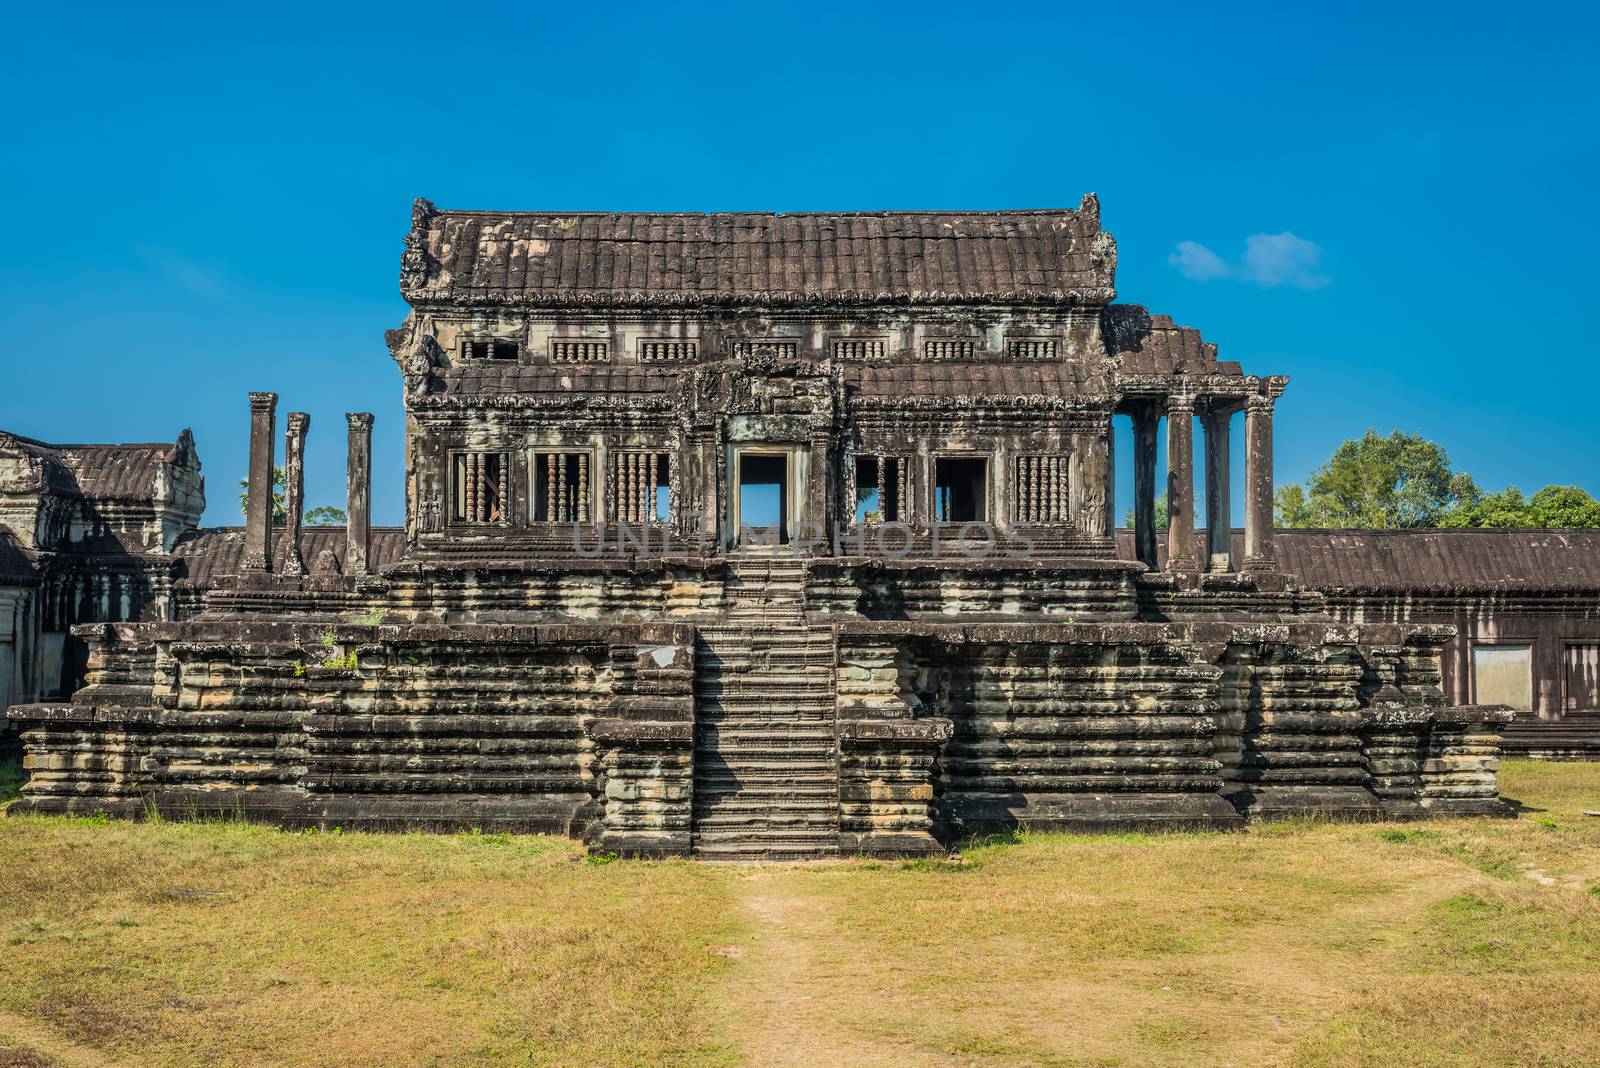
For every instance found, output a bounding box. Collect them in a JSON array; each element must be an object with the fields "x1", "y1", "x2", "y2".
[
  {"x1": 496, "y1": 453, "x2": 508, "y2": 523},
  {"x1": 578, "y1": 454, "x2": 589, "y2": 522}
]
